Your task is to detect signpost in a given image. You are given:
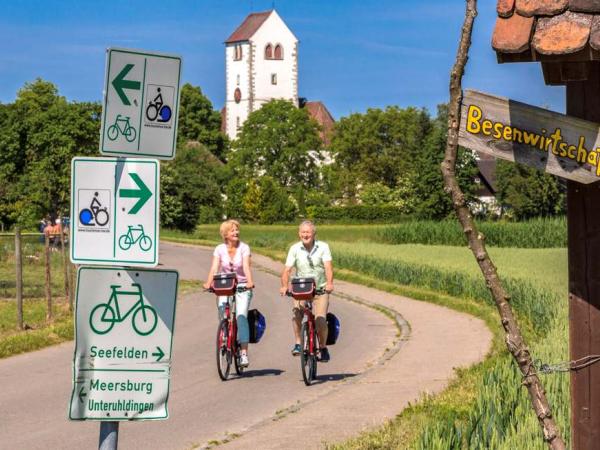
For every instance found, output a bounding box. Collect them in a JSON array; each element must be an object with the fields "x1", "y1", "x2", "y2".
[
  {"x1": 69, "y1": 266, "x2": 178, "y2": 420},
  {"x1": 70, "y1": 157, "x2": 159, "y2": 267},
  {"x1": 100, "y1": 48, "x2": 182, "y2": 160},
  {"x1": 459, "y1": 89, "x2": 600, "y2": 184}
]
